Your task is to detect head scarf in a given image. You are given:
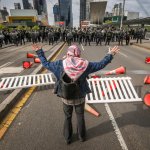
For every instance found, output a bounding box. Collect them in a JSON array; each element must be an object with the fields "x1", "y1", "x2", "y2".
[{"x1": 63, "y1": 45, "x2": 89, "y2": 81}]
